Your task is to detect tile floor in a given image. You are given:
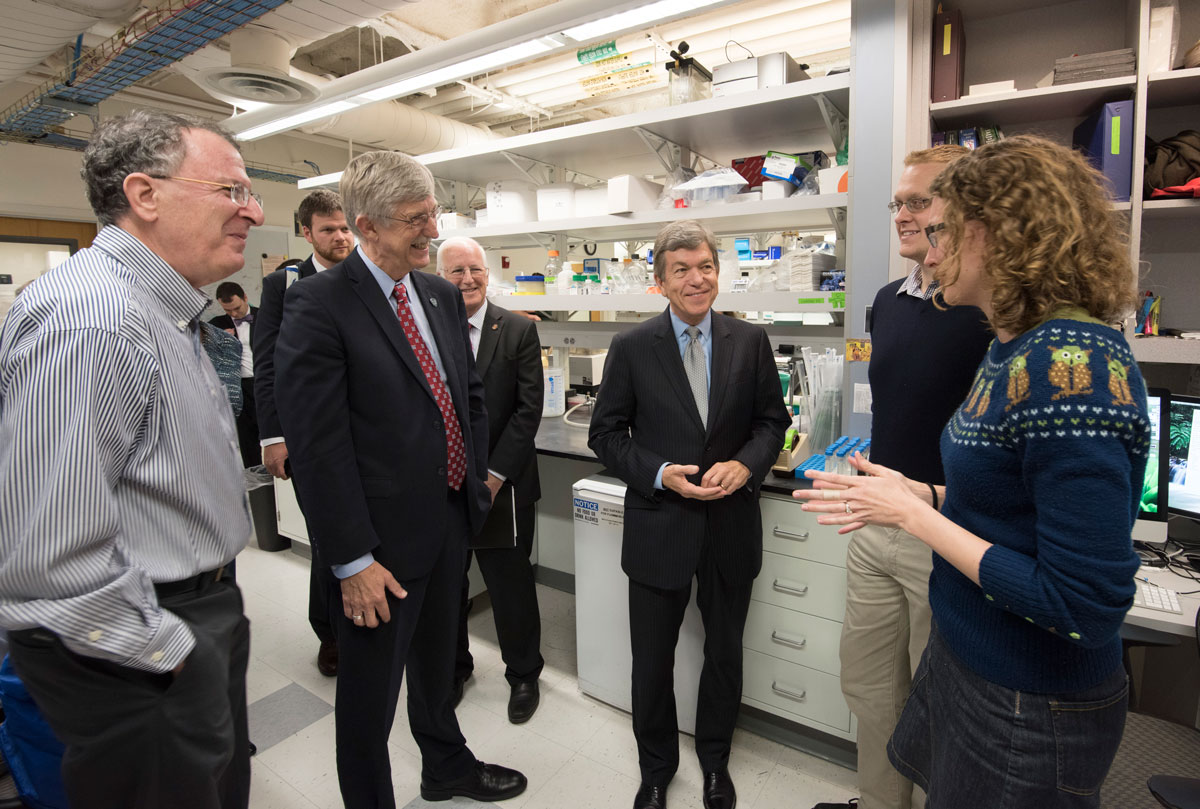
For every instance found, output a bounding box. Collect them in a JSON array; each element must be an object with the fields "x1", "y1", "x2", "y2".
[{"x1": 237, "y1": 546, "x2": 860, "y2": 809}]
